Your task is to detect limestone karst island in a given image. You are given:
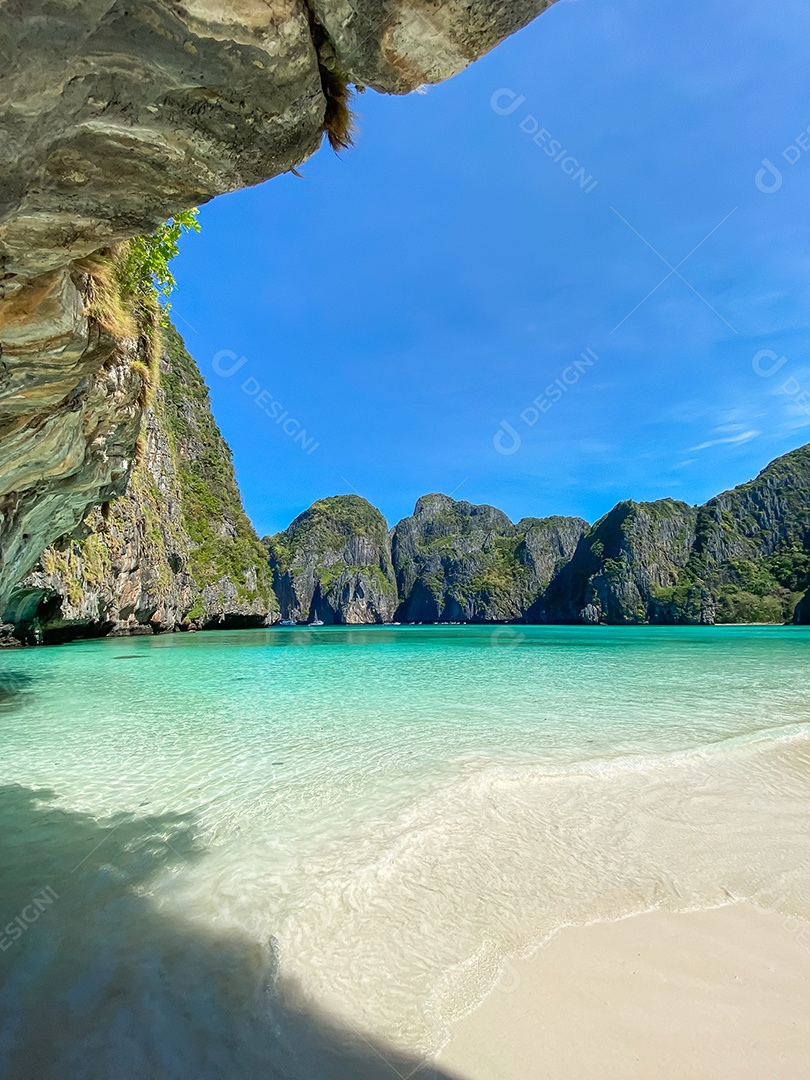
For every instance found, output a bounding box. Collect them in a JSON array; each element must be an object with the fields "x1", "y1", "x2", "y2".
[{"x1": 1, "y1": 3, "x2": 809, "y2": 1079}]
